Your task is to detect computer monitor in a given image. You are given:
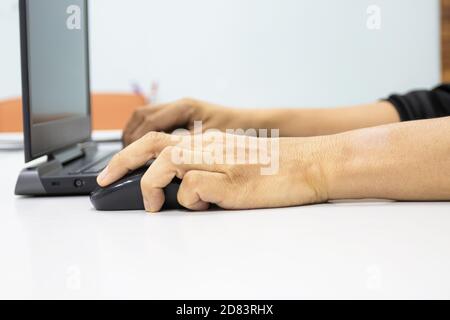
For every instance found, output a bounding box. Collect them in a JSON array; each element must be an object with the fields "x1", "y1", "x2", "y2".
[{"x1": 19, "y1": 0, "x2": 91, "y2": 162}]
